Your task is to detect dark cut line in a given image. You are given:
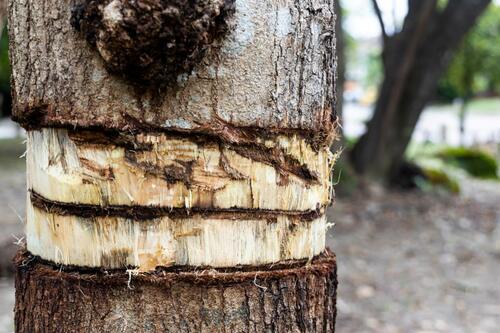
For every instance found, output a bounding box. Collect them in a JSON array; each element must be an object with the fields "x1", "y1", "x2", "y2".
[
  {"x1": 67, "y1": 127, "x2": 322, "y2": 183},
  {"x1": 14, "y1": 106, "x2": 337, "y2": 151},
  {"x1": 16, "y1": 249, "x2": 336, "y2": 282},
  {"x1": 30, "y1": 191, "x2": 326, "y2": 222}
]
